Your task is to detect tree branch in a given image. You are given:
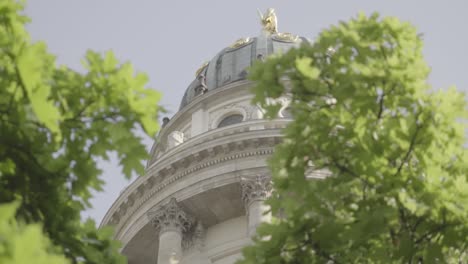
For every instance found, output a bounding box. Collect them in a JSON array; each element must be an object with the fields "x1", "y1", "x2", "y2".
[
  {"x1": 376, "y1": 91, "x2": 385, "y2": 120},
  {"x1": 393, "y1": 121, "x2": 421, "y2": 178}
]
